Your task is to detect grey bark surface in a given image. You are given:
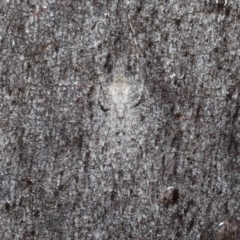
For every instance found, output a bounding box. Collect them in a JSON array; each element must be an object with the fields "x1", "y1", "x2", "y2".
[{"x1": 0, "y1": 0, "x2": 240, "y2": 239}]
